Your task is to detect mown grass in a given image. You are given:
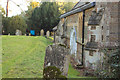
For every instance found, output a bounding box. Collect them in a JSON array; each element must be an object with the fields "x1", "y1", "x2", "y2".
[
  {"x1": 2, "y1": 35, "x2": 91, "y2": 78},
  {"x1": 2, "y1": 36, "x2": 52, "y2": 78},
  {"x1": 68, "y1": 63, "x2": 82, "y2": 78},
  {"x1": 68, "y1": 63, "x2": 96, "y2": 78}
]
